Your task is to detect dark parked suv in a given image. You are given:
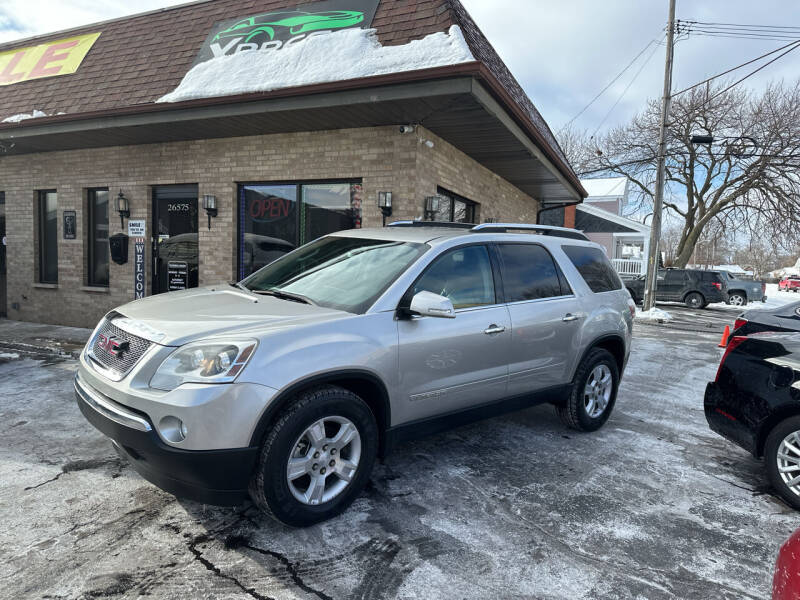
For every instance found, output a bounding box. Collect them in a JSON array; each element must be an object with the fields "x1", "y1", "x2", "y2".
[{"x1": 626, "y1": 269, "x2": 727, "y2": 309}]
